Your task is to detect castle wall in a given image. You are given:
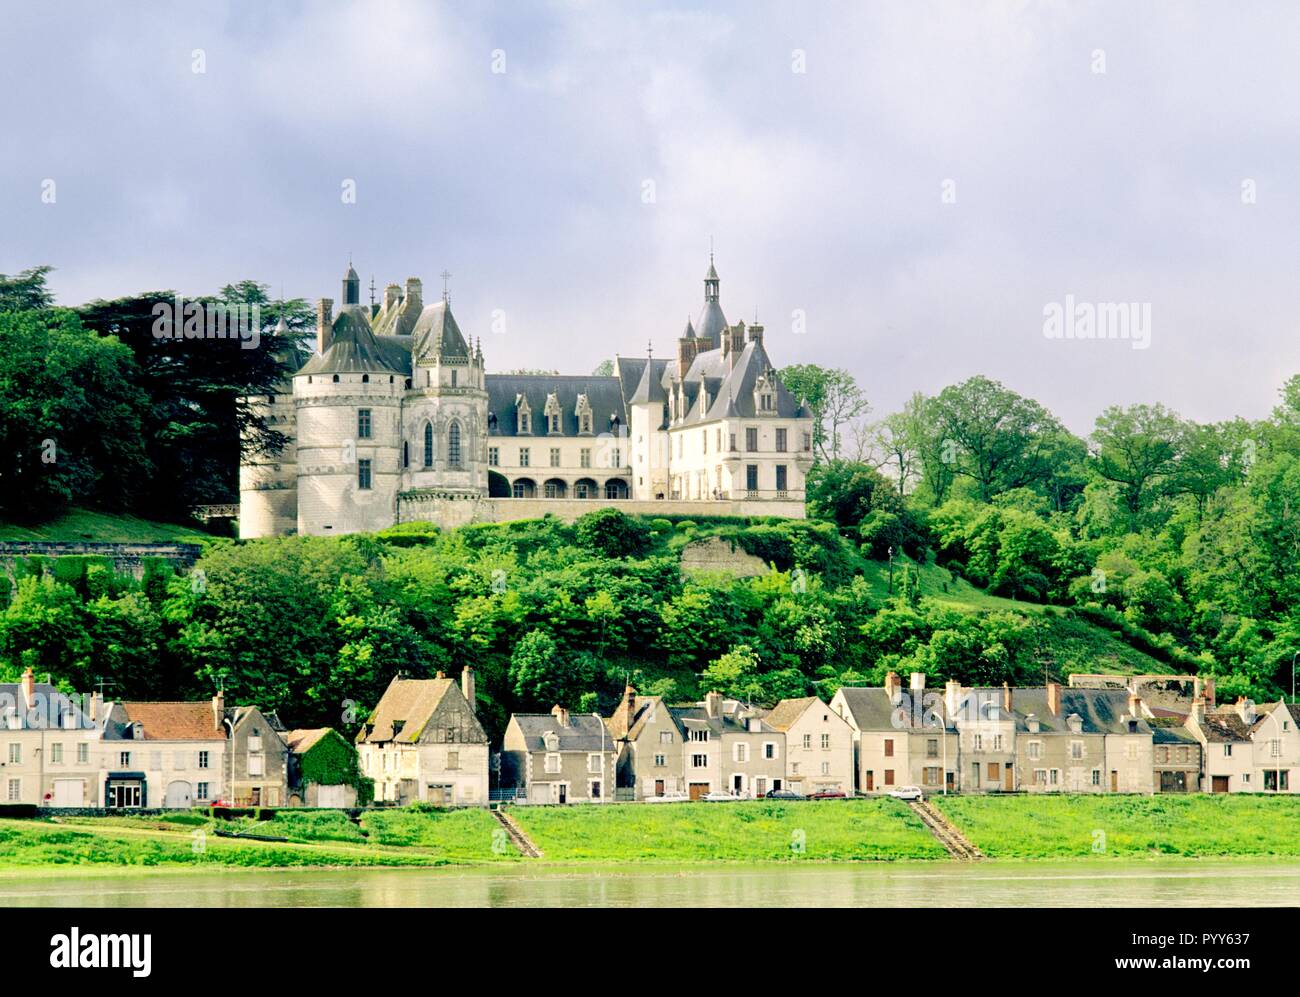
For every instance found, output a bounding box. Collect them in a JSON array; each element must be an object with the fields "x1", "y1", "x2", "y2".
[{"x1": 396, "y1": 495, "x2": 806, "y2": 527}]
